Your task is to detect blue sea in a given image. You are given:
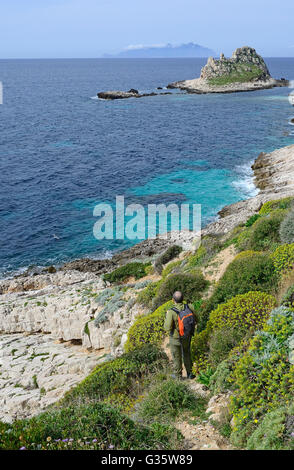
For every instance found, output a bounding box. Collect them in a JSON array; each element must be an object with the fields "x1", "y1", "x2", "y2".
[{"x1": 0, "y1": 58, "x2": 294, "y2": 278}]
